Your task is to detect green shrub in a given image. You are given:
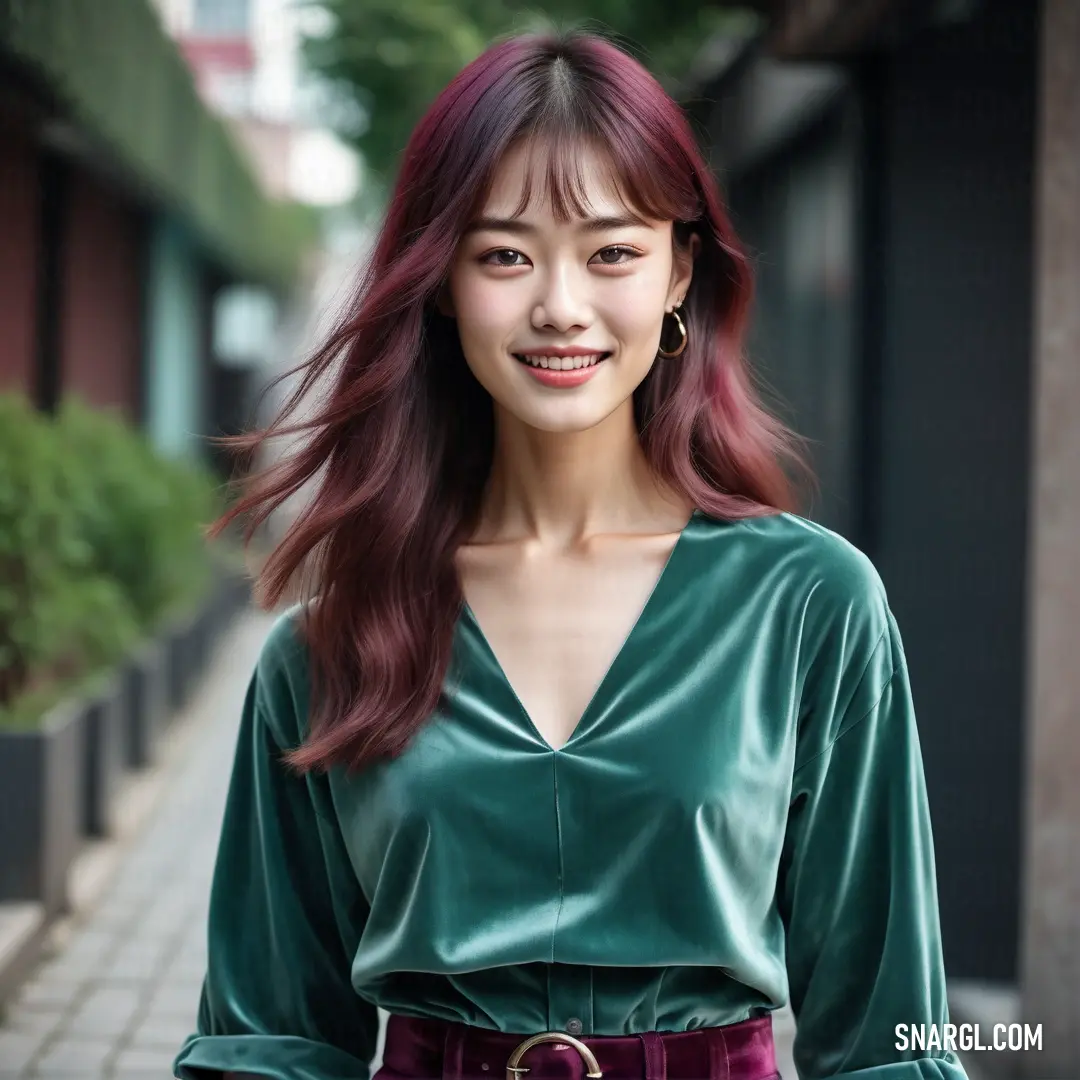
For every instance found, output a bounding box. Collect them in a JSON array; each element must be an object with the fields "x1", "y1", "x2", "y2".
[
  {"x1": 0, "y1": 394, "x2": 227, "y2": 727},
  {"x1": 53, "y1": 398, "x2": 221, "y2": 626},
  {"x1": 0, "y1": 394, "x2": 138, "y2": 719}
]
